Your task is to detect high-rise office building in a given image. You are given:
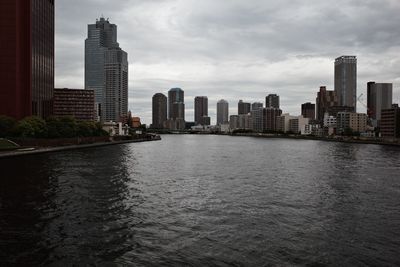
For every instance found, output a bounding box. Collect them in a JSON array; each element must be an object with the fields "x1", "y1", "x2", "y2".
[
  {"x1": 301, "y1": 102, "x2": 316, "y2": 120},
  {"x1": 194, "y1": 96, "x2": 210, "y2": 125},
  {"x1": 152, "y1": 93, "x2": 167, "y2": 129},
  {"x1": 217, "y1": 99, "x2": 229, "y2": 125},
  {"x1": 334, "y1": 56, "x2": 357, "y2": 110},
  {"x1": 0, "y1": 0, "x2": 54, "y2": 119},
  {"x1": 251, "y1": 108, "x2": 282, "y2": 132},
  {"x1": 316, "y1": 86, "x2": 338, "y2": 123},
  {"x1": 85, "y1": 17, "x2": 128, "y2": 122},
  {"x1": 168, "y1": 88, "x2": 185, "y2": 119},
  {"x1": 238, "y1": 114, "x2": 252, "y2": 130},
  {"x1": 167, "y1": 88, "x2": 185, "y2": 130},
  {"x1": 238, "y1": 100, "x2": 251, "y2": 115},
  {"x1": 266, "y1": 94, "x2": 280, "y2": 109},
  {"x1": 381, "y1": 106, "x2": 400, "y2": 139},
  {"x1": 367, "y1": 82, "x2": 393, "y2": 126},
  {"x1": 251, "y1": 102, "x2": 264, "y2": 111},
  {"x1": 229, "y1": 115, "x2": 239, "y2": 130}
]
